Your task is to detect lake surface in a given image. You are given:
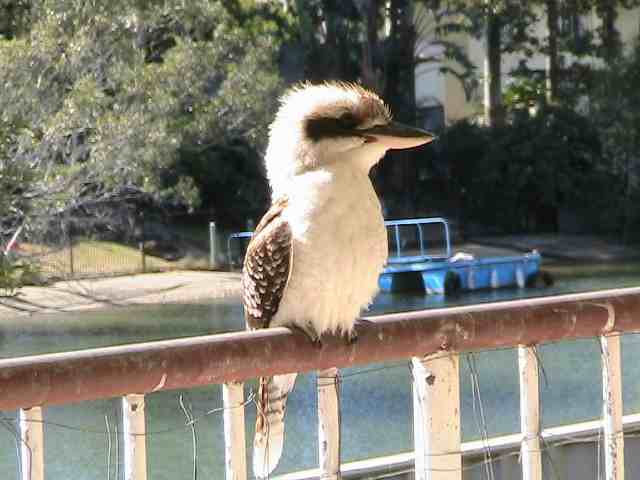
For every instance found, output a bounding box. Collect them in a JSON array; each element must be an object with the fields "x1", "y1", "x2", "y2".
[{"x1": 2, "y1": 272, "x2": 640, "y2": 479}]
